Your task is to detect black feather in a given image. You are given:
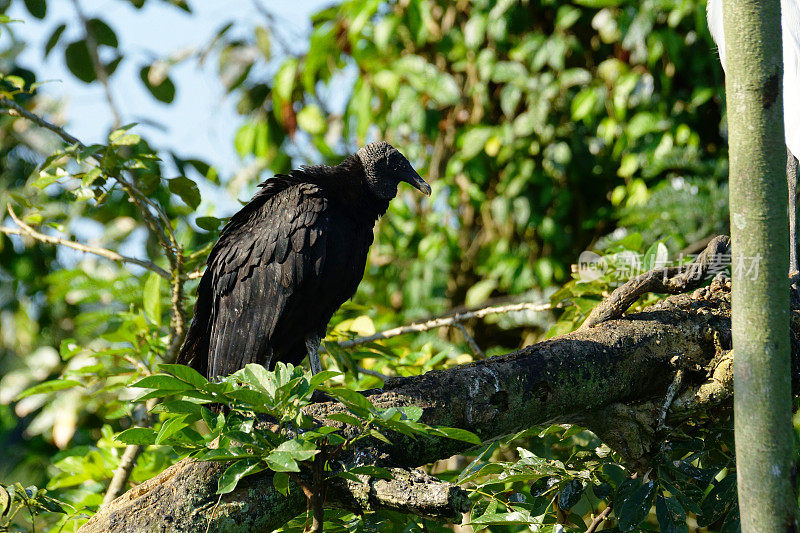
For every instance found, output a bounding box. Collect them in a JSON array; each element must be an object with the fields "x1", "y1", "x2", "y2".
[{"x1": 177, "y1": 154, "x2": 393, "y2": 378}]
